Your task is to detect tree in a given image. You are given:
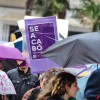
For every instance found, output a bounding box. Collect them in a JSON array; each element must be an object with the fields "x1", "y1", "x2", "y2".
[
  {"x1": 74, "y1": 0, "x2": 100, "y2": 32},
  {"x1": 25, "y1": 0, "x2": 34, "y2": 15},
  {"x1": 31, "y1": 0, "x2": 70, "y2": 19}
]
